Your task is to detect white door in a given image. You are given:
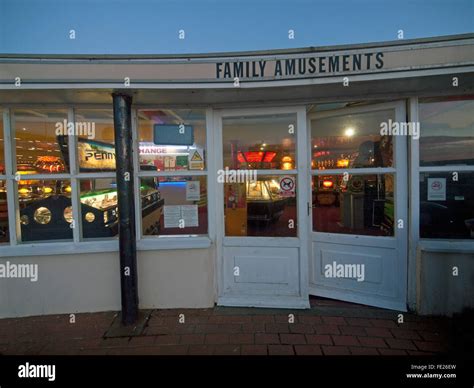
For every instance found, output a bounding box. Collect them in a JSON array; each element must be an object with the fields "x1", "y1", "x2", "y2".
[
  {"x1": 214, "y1": 107, "x2": 310, "y2": 309},
  {"x1": 308, "y1": 101, "x2": 408, "y2": 311}
]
